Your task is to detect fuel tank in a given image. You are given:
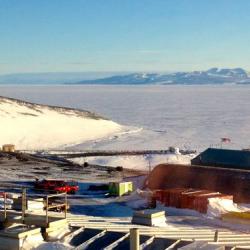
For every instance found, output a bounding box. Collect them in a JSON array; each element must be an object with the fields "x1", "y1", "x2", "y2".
[{"x1": 146, "y1": 164, "x2": 250, "y2": 202}]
